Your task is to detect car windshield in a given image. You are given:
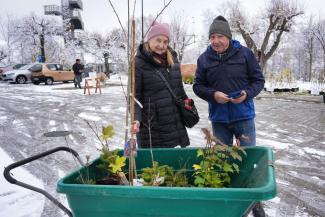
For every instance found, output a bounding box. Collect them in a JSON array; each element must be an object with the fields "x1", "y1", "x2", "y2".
[{"x1": 19, "y1": 64, "x2": 35, "y2": 70}]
